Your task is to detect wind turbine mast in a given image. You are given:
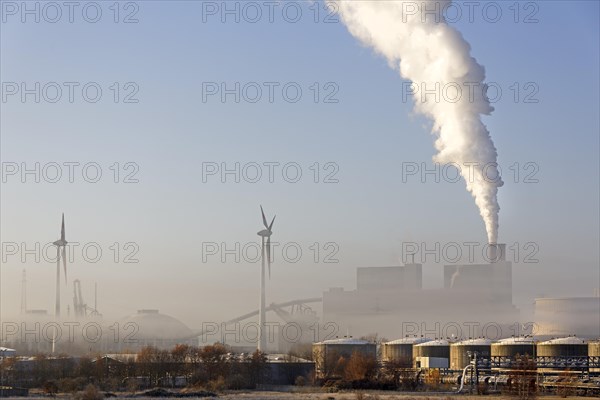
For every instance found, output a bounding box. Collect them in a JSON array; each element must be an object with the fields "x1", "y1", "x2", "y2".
[
  {"x1": 53, "y1": 213, "x2": 68, "y2": 318},
  {"x1": 259, "y1": 235, "x2": 266, "y2": 352},
  {"x1": 257, "y1": 206, "x2": 275, "y2": 352}
]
